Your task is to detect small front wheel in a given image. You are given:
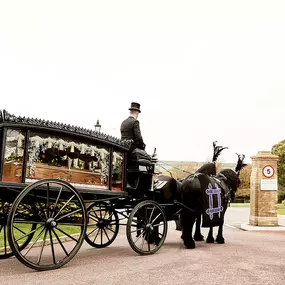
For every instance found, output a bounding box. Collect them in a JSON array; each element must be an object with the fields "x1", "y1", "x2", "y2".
[
  {"x1": 85, "y1": 201, "x2": 119, "y2": 248},
  {"x1": 126, "y1": 200, "x2": 167, "y2": 255}
]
